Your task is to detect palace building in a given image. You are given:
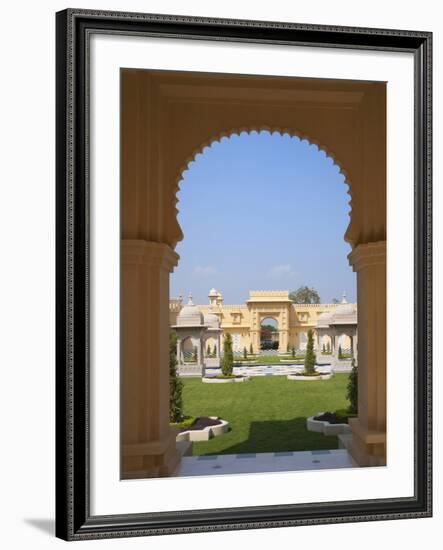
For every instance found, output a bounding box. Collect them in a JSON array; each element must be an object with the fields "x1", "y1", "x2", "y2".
[{"x1": 170, "y1": 289, "x2": 357, "y2": 359}]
